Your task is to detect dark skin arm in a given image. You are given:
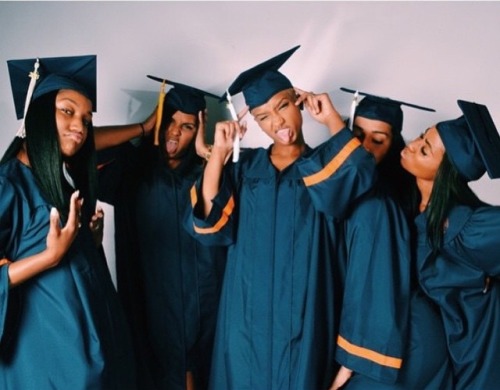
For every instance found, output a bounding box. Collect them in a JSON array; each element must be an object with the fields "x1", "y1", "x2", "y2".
[{"x1": 93, "y1": 107, "x2": 157, "y2": 151}]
